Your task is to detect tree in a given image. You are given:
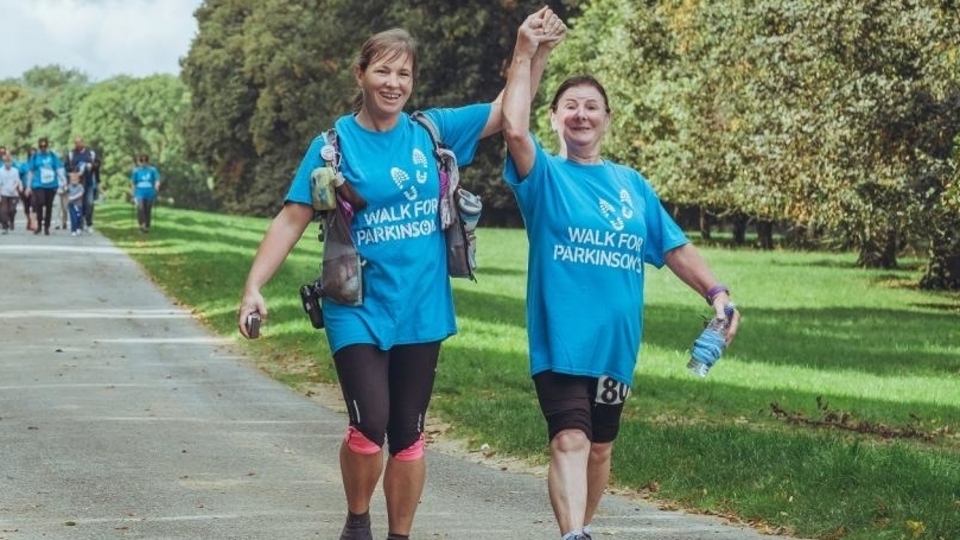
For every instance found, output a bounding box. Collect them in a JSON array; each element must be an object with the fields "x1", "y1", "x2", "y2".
[
  {"x1": 19, "y1": 65, "x2": 89, "y2": 92},
  {"x1": 0, "y1": 85, "x2": 41, "y2": 155},
  {"x1": 3, "y1": 66, "x2": 91, "y2": 155},
  {"x1": 180, "y1": 0, "x2": 260, "y2": 213}
]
